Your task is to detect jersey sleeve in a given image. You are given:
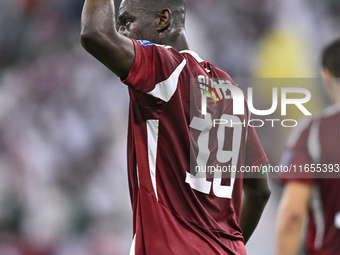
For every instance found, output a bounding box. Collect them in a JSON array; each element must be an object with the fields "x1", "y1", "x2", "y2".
[
  {"x1": 121, "y1": 39, "x2": 186, "y2": 98},
  {"x1": 278, "y1": 118, "x2": 315, "y2": 185}
]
